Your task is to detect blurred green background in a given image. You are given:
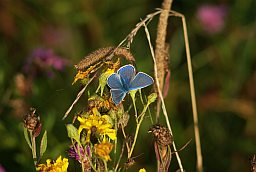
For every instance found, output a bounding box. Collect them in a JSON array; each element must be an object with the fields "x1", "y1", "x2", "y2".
[{"x1": 0, "y1": 0, "x2": 256, "y2": 171}]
